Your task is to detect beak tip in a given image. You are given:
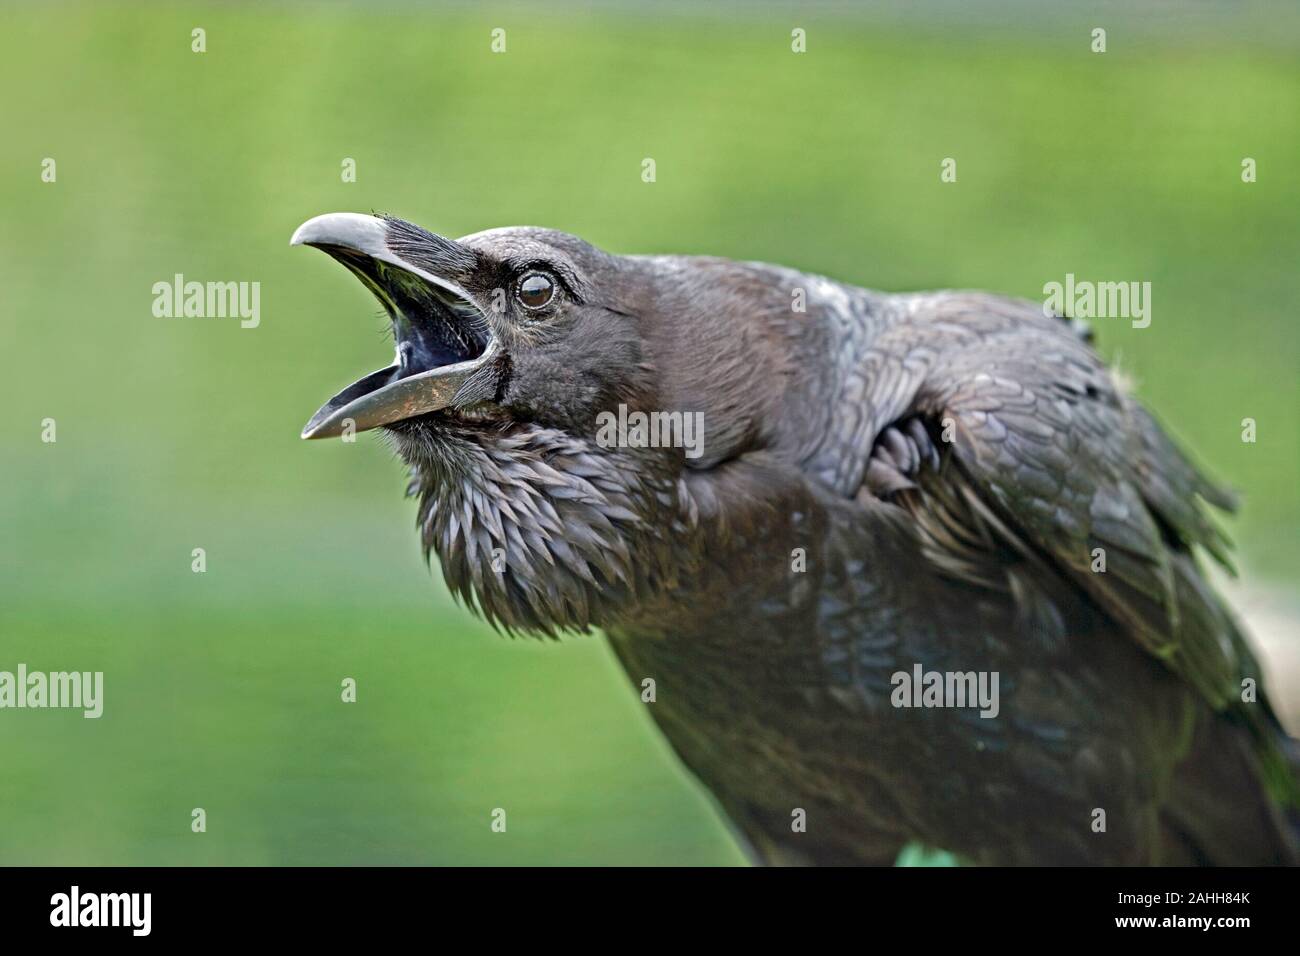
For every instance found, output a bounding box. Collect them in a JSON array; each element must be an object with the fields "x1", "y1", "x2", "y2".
[
  {"x1": 300, "y1": 411, "x2": 331, "y2": 440},
  {"x1": 300, "y1": 419, "x2": 333, "y2": 440},
  {"x1": 289, "y1": 212, "x2": 387, "y2": 253}
]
